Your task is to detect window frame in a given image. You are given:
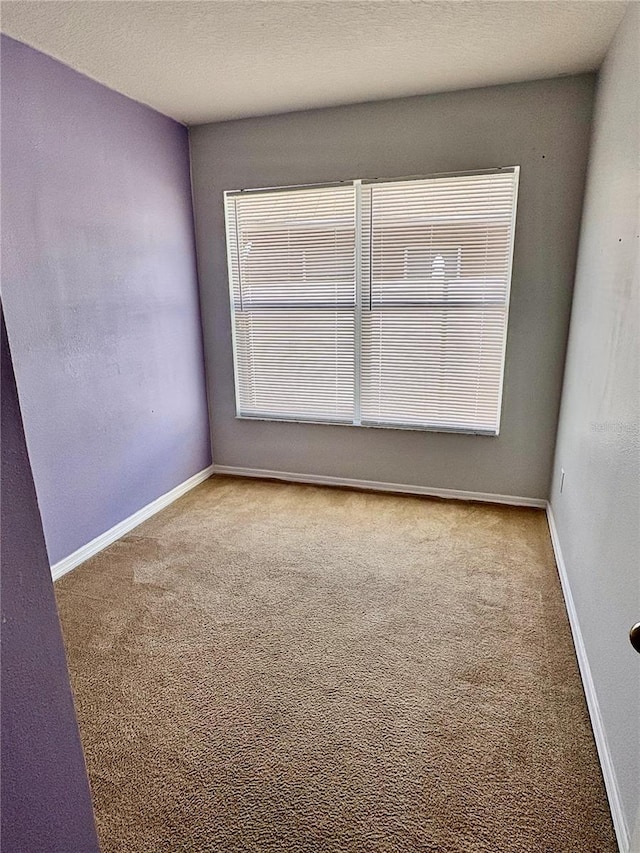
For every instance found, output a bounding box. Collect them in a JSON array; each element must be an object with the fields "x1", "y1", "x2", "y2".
[{"x1": 224, "y1": 166, "x2": 520, "y2": 437}]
